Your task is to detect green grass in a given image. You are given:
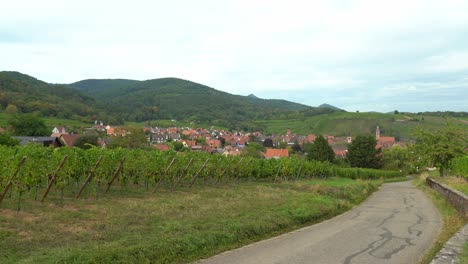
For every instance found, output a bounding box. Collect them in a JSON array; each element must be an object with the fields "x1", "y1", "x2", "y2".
[
  {"x1": 431, "y1": 176, "x2": 468, "y2": 195},
  {"x1": 414, "y1": 173, "x2": 467, "y2": 264},
  {"x1": 0, "y1": 178, "x2": 379, "y2": 263},
  {"x1": 460, "y1": 243, "x2": 468, "y2": 263}
]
